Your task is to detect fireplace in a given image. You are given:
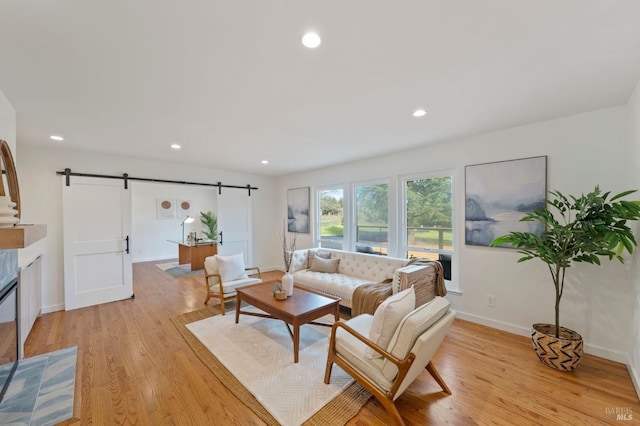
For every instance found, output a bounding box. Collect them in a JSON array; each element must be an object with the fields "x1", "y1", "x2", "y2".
[{"x1": 0, "y1": 249, "x2": 18, "y2": 404}]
